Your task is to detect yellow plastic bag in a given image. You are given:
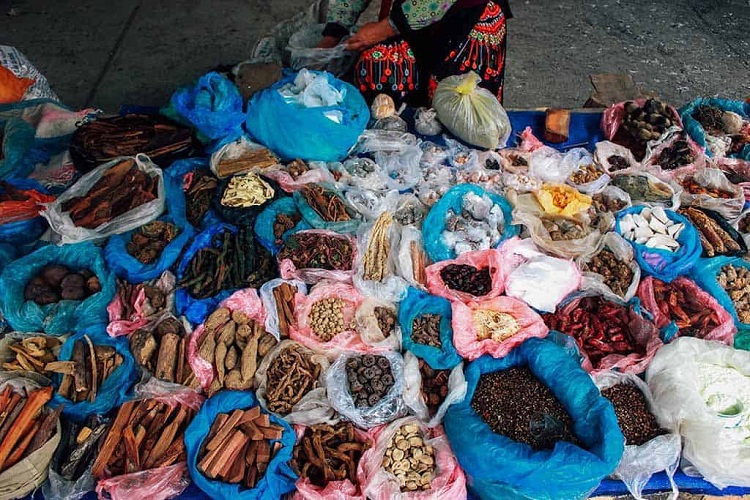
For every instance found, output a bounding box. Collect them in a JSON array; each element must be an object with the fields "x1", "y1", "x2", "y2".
[
  {"x1": 433, "y1": 72, "x2": 511, "y2": 149},
  {"x1": 534, "y1": 184, "x2": 592, "y2": 217}
]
